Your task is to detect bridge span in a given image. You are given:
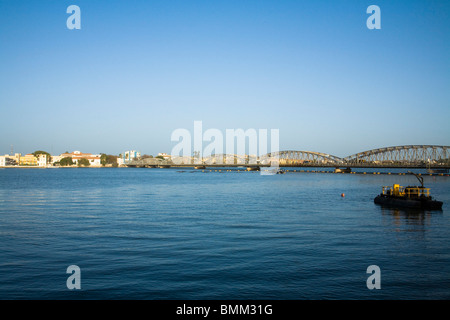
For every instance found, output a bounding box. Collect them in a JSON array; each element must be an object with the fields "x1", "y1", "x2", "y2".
[{"x1": 126, "y1": 145, "x2": 450, "y2": 169}]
